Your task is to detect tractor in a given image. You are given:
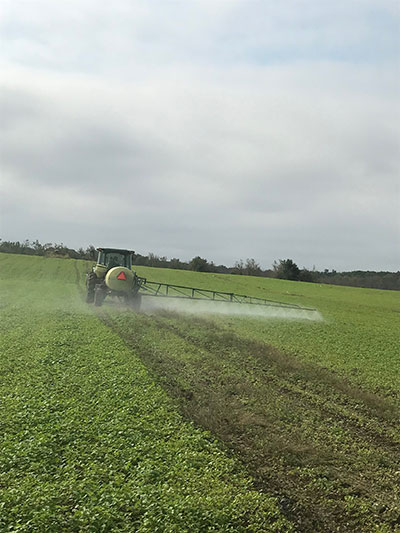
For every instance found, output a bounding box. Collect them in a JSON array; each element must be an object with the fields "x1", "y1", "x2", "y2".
[
  {"x1": 86, "y1": 247, "x2": 318, "y2": 316},
  {"x1": 86, "y1": 248, "x2": 144, "y2": 308}
]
